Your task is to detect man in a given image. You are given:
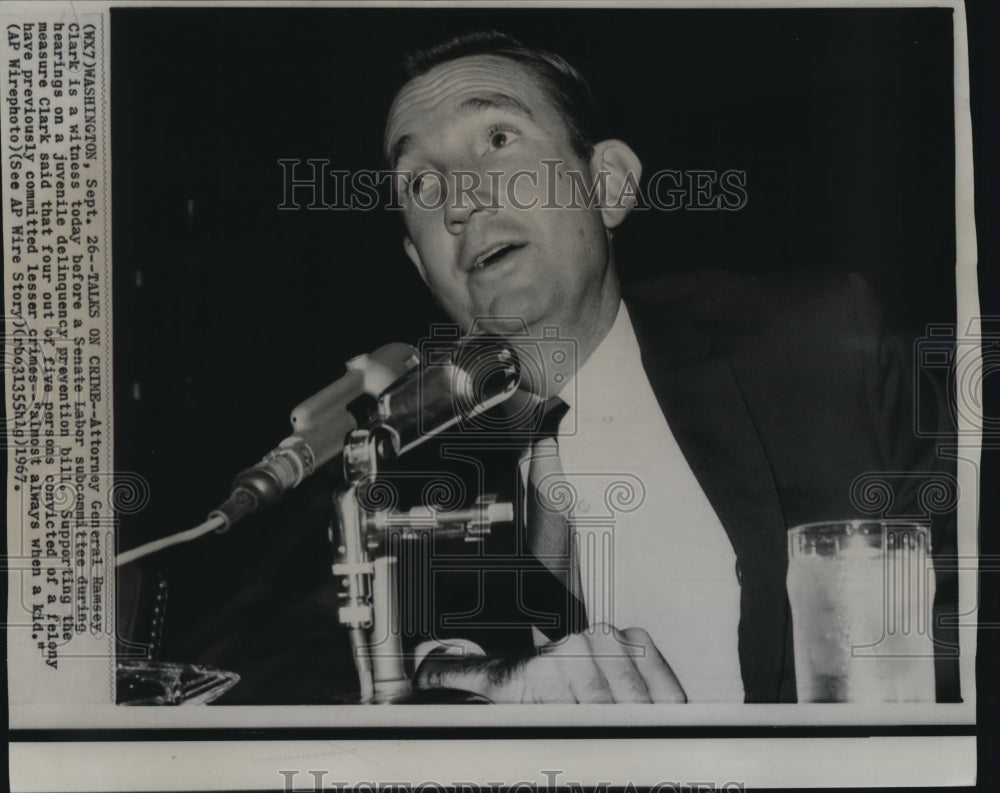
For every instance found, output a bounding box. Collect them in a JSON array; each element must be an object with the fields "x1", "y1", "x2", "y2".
[{"x1": 382, "y1": 31, "x2": 955, "y2": 704}]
